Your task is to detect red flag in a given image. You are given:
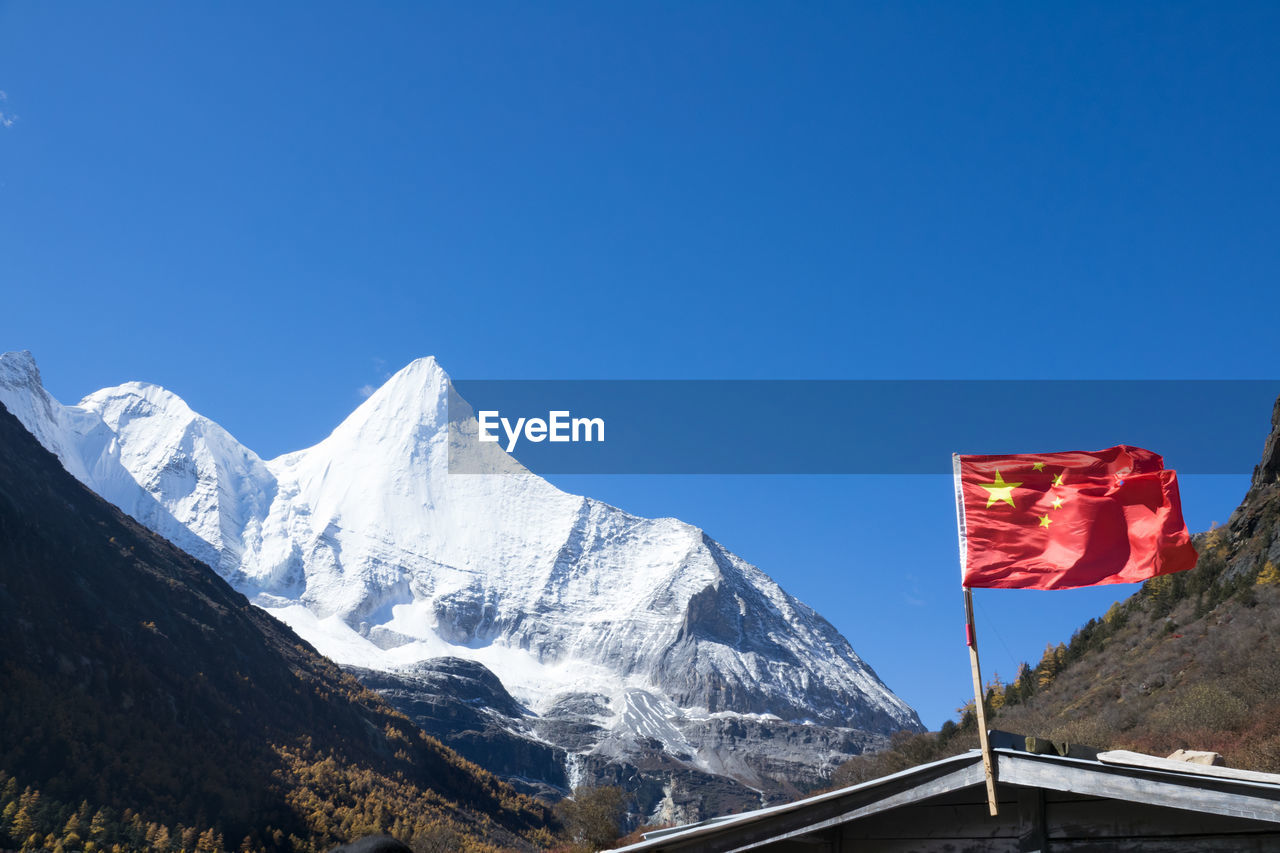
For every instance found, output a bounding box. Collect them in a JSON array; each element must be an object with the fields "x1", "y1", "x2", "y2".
[{"x1": 955, "y1": 446, "x2": 1198, "y2": 590}]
